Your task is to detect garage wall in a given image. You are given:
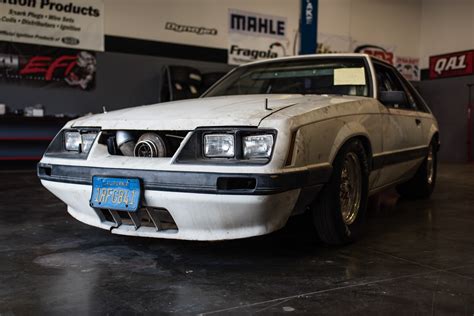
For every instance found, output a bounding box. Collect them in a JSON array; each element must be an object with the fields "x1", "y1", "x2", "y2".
[
  {"x1": 318, "y1": 0, "x2": 422, "y2": 57},
  {"x1": 1, "y1": 0, "x2": 299, "y2": 116},
  {"x1": 103, "y1": 0, "x2": 300, "y2": 50},
  {"x1": 416, "y1": 75, "x2": 474, "y2": 163},
  {"x1": 0, "y1": 52, "x2": 232, "y2": 116},
  {"x1": 420, "y1": 0, "x2": 474, "y2": 68},
  {"x1": 416, "y1": 0, "x2": 474, "y2": 162}
]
